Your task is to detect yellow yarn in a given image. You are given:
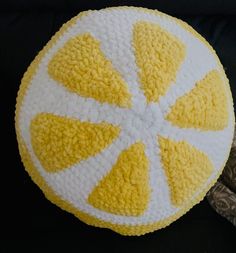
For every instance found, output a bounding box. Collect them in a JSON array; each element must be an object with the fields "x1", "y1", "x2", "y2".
[
  {"x1": 167, "y1": 70, "x2": 229, "y2": 130},
  {"x1": 88, "y1": 142, "x2": 150, "y2": 216},
  {"x1": 30, "y1": 113, "x2": 120, "y2": 172},
  {"x1": 133, "y1": 21, "x2": 186, "y2": 103},
  {"x1": 159, "y1": 136, "x2": 213, "y2": 206},
  {"x1": 48, "y1": 34, "x2": 131, "y2": 108}
]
